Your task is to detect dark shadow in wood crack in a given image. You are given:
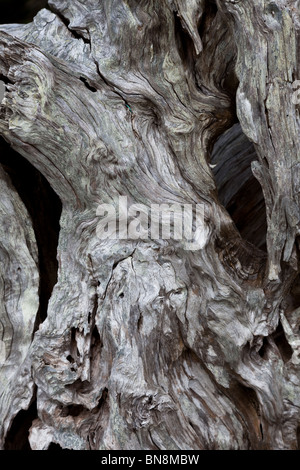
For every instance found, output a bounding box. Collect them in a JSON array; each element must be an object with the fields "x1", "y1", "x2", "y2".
[
  {"x1": 0, "y1": 137, "x2": 62, "y2": 328},
  {"x1": 211, "y1": 123, "x2": 267, "y2": 251},
  {"x1": 4, "y1": 388, "x2": 38, "y2": 450}
]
